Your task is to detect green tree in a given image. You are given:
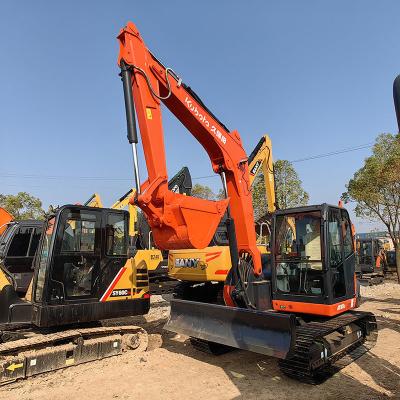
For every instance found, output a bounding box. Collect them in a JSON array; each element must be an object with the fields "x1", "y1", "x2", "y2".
[
  {"x1": 252, "y1": 174, "x2": 269, "y2": 221},
  {"x1": 342, "y1": 133, "x2": 400, "y2": 282},
  {"x1": 273, "y1": 160, "x2": 309, "y2": 209},
  {"x1": 0, "y1": 192, "x2": 45, "y2": 220},
  {"x1": 251, "y1": 160, "x2": 308, "y2": 221},
  {"x1": 191, "y1": 184, "x2": 216, "y2": 200}
]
